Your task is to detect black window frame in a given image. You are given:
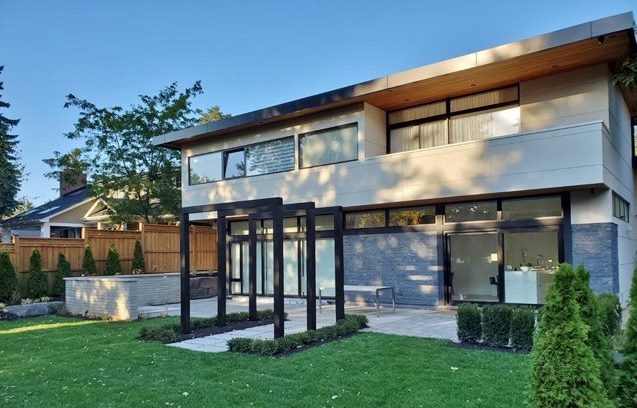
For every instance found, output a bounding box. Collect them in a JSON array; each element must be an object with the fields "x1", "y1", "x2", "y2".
[
  {"x1": 222, "y1": 148, "x2": 246, "y2": 180},
  {"x1": 387, "y1": 85, "x2": 520, "y2": 154},
  {"x1": 612, "y1": 192, "x2": 630, "y2": 223}
]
